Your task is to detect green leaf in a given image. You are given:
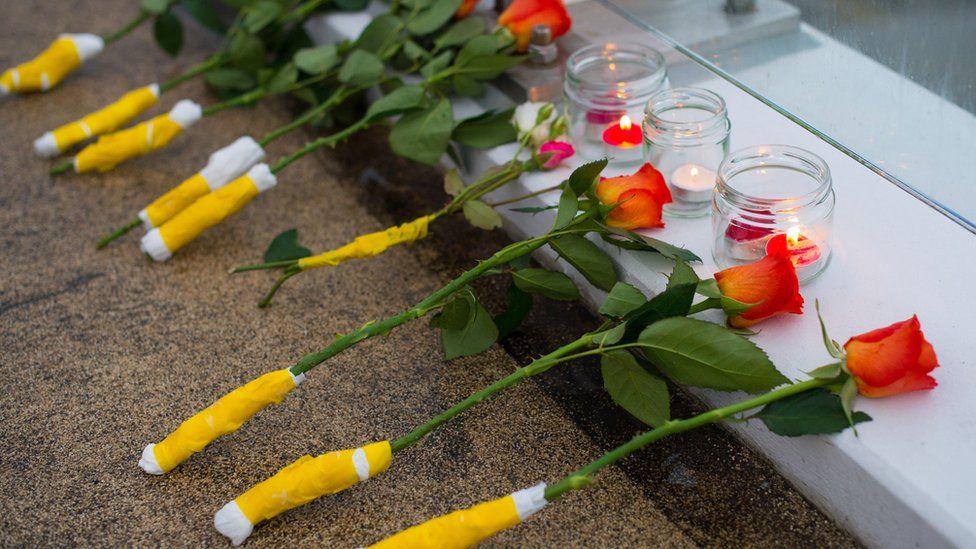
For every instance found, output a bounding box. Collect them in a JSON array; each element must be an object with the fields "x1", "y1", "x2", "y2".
[
  {"x1": 756, "y1": 388, "x2": 871, "y2": 437},
  {"x1": 229, "y1": 34, "x2": 266, "y2": 71},
  {"x1": 451, "y1": 109, "x2": 517, "y2": 149},
  {"x1": 265, "y1": 63, "x2": 298, "y2": 93},
  {"x1": 243, "y1": 0, "x2": 282, "y2": 33},
  {"x1": 622, "y1": 281, "x2": 697, "y2": 342},
  {"x1": 462, "y1": 200, "x2": 502, "y2": 230},
  {"x1": 568, "y1": 159, "x2": 608, "y2": 196},
  {"x1": 443, "y1": 169, "x2": 464, "y2": 197},
  {"x1": 839, "y1": 376, "x2": 859, "y2": 427},
  {"x1": 549, "y1": 234, "x2": 617, "y2": 292},
  {"x1": 407, "y1": 0, "x2": 463, "y2": 36},
  {"x1": 153, "y1": 11, "x2": 184, "y2": 57},
  {"x1": 335, "y1": 0, "x2": 370, "y2": 10},
  {"x1": 440, "y1": 293, "x2": 499, "y2": 360},
  {"x1": 366, "y1": 84, "x2": 427, "y2": 122},
  {"x1": 355, "y1": 14, "x2": 401, "y2": 54},
  {"x1": 816, "y1": 300, "x2": 845, "y2": 359},
  {"x1": 807, "y1": 363, "x2": 843, "y2": 380},
  {"x1": 434, "y1": 17, "x2": 486, "y2": 48},
  {"x1": 552, "y1": 187, "x2": 578, "y2": 230},
  {"x1": 452, "y1": 74, "x2": 484, "y2": 97},
  {"x1": 294, "y1": 44, "x2": 339, "y2": 74},
  {"x1": 669, "y1": 259, "x2": 699, "y2": 287},
  {"x1": 389, "y1": 99, "x2": 455, "y2": 165},
  {"x1": 338, "y1": 50, "x2": 385, "y2": 86},
  {"x1": 205, "y1": 67, "x2": 257, "y2": 91},
  {"x1": 601, "y1": 351, "x2": 670, "y2": 427},
  {"x1": 720, "y1": 296, "x2": 757, "y2": 316},
  {"x1": 600, "y1": 282, "x2": 647, "y2": 318},
  {"x1": 457, "y1": 54, "x2": 524, "y2": 80},
  {"x1": 263, "y1": 229, "x2": 312, "y2": 263},
  {"x1": 493, "y1": 282, "x2": 533, "y2": 340},
  {"x1": 592, "y1": 323, "x2": 625, "y2": 346},
  {"x1": 420, "y1": 51, "x2": 453, "y2": 79},
  {"x1": 141, "y1": 0, "x2": 171, "y2": 15},
  {"x1": 402, "y1": 40, "x2": 430, "y2": 62},
  {"x1": 430, "y1": 294, "x2": 470, "y2": 330},
  {"x1": 697, "y1": 278, "x2": 722, "y2": 299},
  {"x1": 455, "y1": 35, "x2": 500, "y2": 67},
  {"x1": 182, "y1": 0, "x2": 227, "y2": 33},
  {"x1": 638, "y1": 317, "x2": 790, "y2": 393},
  {"x1": 512, "y1": 268, "x2": 580, "y2": 301},
  {"x1": 511, "y1": 205, "x2": 558, "y2": 214}
]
